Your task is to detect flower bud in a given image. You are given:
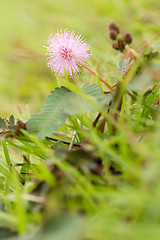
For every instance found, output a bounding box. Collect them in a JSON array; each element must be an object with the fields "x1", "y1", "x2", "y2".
[
  {"x1": 118, "y1": 39, "x2": 125, "y2": 52},
  {"x1": 124, "y1": 33, "x2": 132, "y2": 44},
  {"x1": 109, "y1": 30, "x2": 117, "y2": 40},
  {"x1": 112, "y1": 43, "x2": 119, "y2": 50},
  {"x1": 108, "y1": 22, "x2": 120, "y2": 34}
]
